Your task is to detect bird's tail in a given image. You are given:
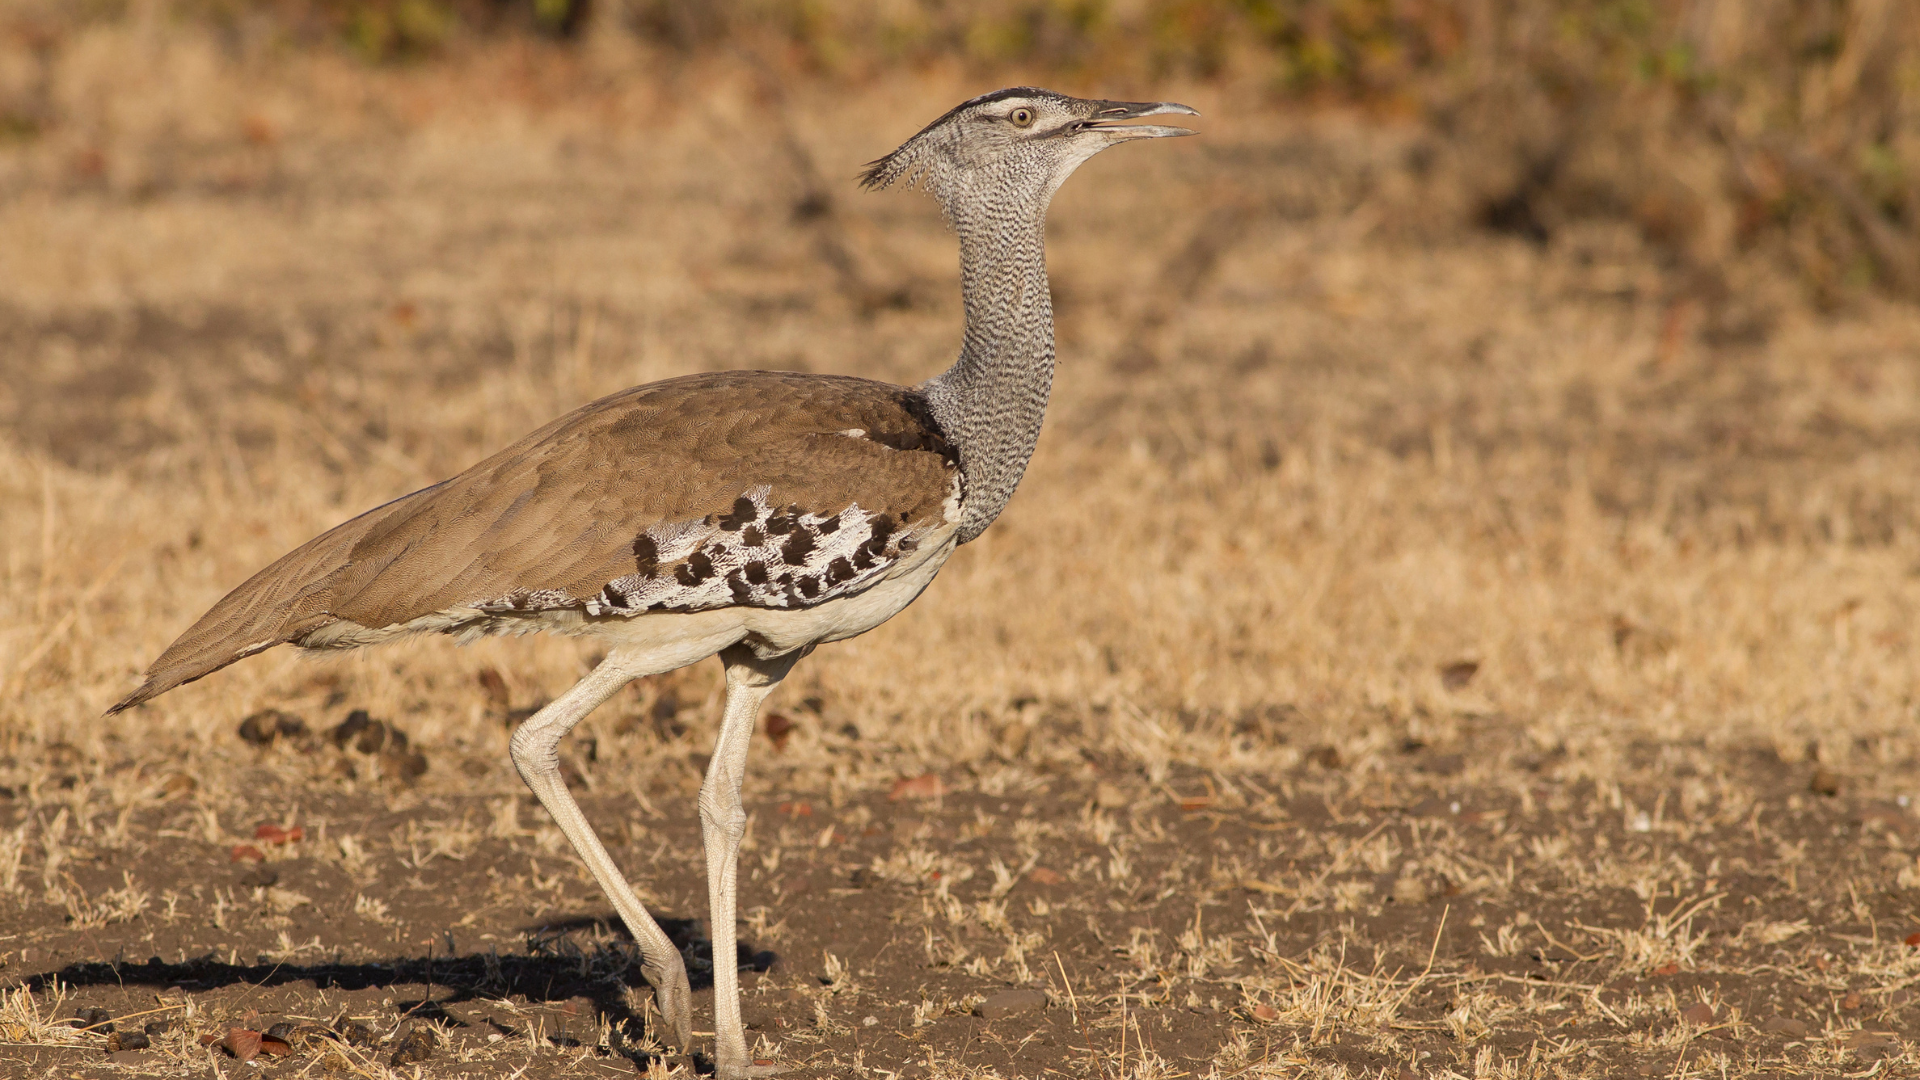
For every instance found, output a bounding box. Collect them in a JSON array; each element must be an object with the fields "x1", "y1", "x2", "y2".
[{"x1": 107, "y1": 485, "x2": 440, "y2": 714}]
